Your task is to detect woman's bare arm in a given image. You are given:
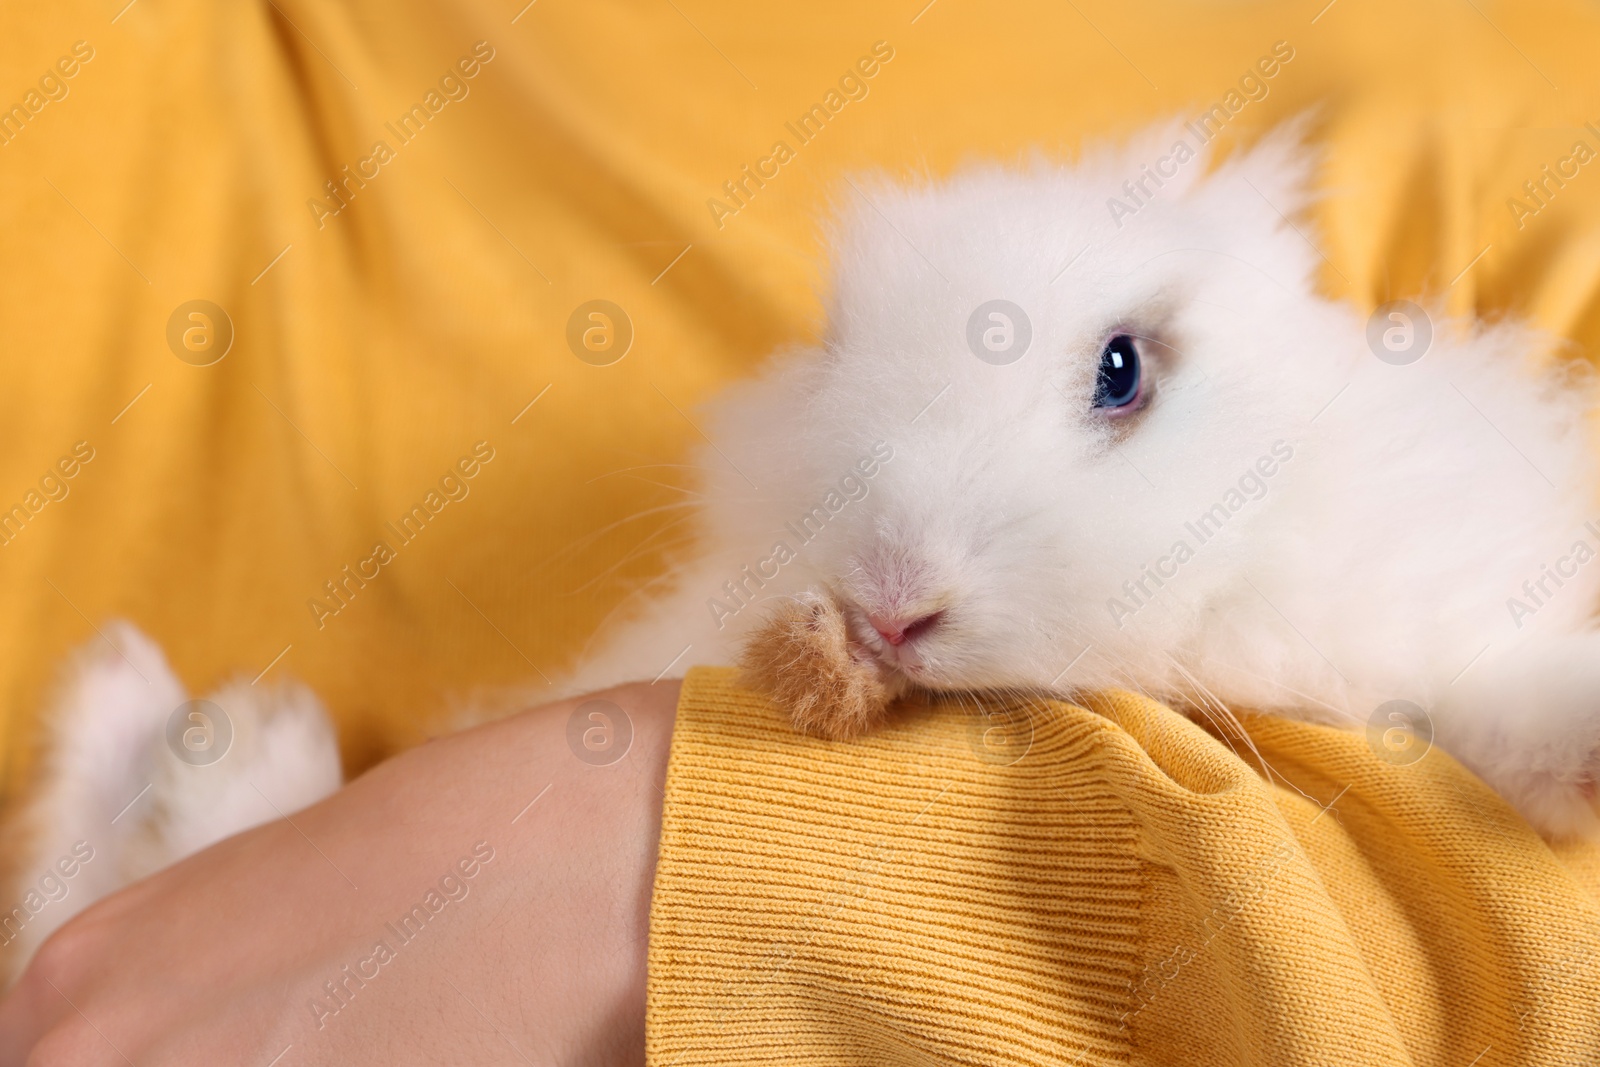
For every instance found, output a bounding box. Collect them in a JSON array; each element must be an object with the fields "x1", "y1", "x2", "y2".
[{"x1": 0, "y1": 680, "x2": 678, "y2": 1066}]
